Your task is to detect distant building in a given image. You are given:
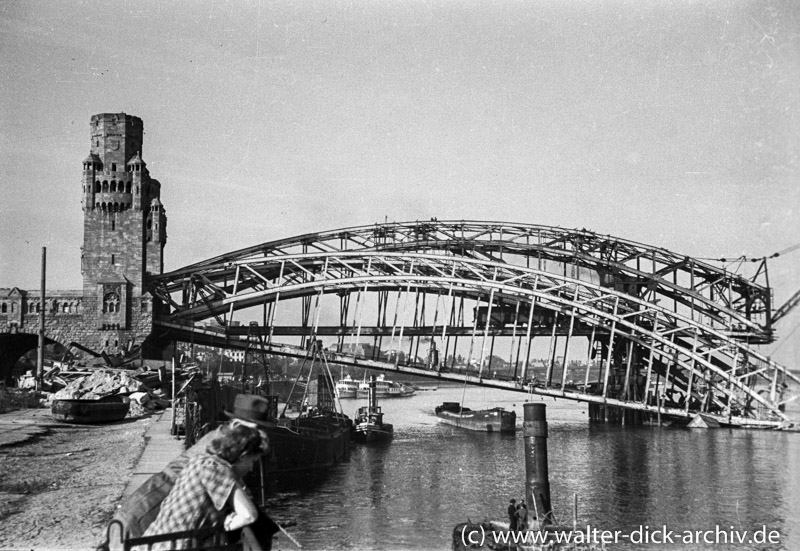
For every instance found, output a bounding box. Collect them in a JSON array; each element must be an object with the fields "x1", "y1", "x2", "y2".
[{"x1": 224, "y1": 349, "x2": 245, "y2": 362}]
